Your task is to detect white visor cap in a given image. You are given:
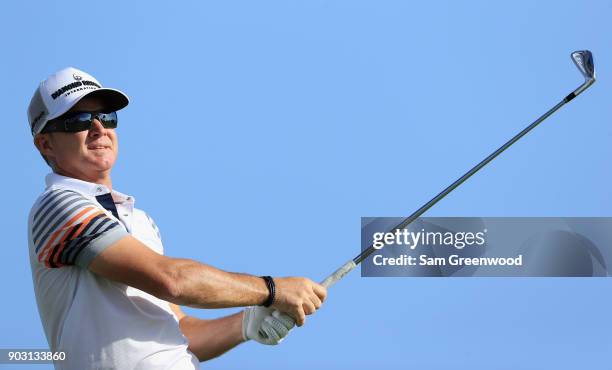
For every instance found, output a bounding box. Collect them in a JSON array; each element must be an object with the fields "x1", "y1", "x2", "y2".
[{"x1": 27, "y1": 67, "x2": 129, "y2": 136}]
